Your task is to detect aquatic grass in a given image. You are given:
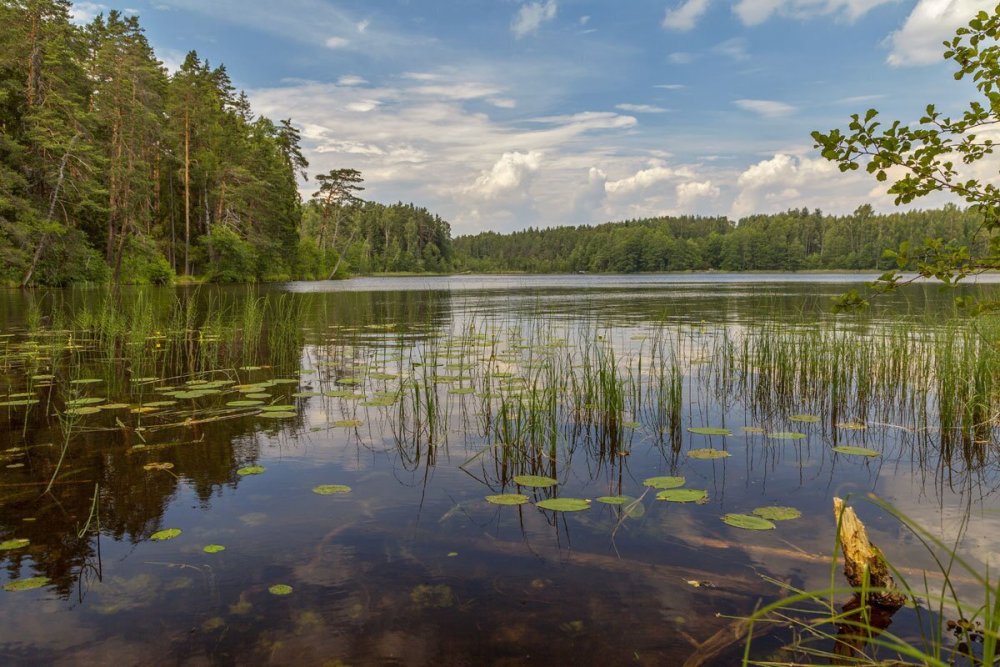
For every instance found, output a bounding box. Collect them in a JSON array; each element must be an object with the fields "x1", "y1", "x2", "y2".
[{"x1": 741, "y1": 495, "x2": 1000, "y2": 666}]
